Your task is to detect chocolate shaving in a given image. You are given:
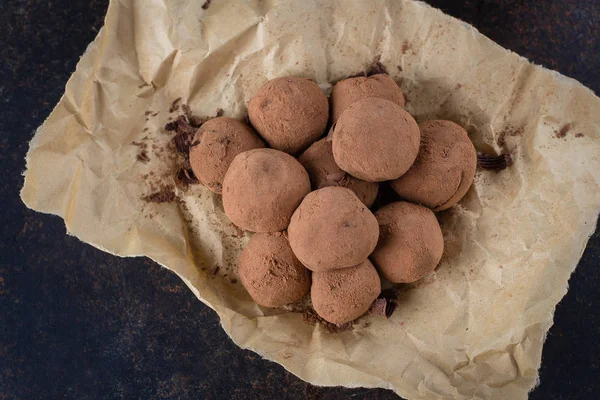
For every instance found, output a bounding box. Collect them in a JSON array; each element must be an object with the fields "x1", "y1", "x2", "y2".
[
  {"x1": 575, "y1": 133, "x2": 584, "y2": 138},
  {"x1": 164, "y1": 121, "x2": 178, "y2": 132},
  {"x1": 171, "y1": 116, "x2": 199, "y2": 154},
  {"x1": 202, "y1": 0, "x2": 212, "y2": 10},
  {"x1": 369, "y1": 288, "x2": 399, "y2": 318},
  {"x1": 477, "y1": 153, "x2": 513, "y2": 171},
  {"x1": 367, "y1": 55, "x2": 388, "y2": 76},
  {"x1": 302, "y1": 310, "x2": 353, "y2": 333},
  {"x1": 169, "y1": 97, "x2": 182, "y2": 113},
  {"x1": 142, "y1": 186, "x2": 176, "y2": 203},
  {"x1": 189, "y1": 116, "x2": 205, "y2": 127},
  {"x1": 136, "y1": 151, "x2": 150, "y2": 163},
  {"x1": 369, "y1": 298, "x2": 395, "y2": 318},
  {"x1": 556, "y1": 123, "x2": 572, "y2": 138},
  {"x1": 177, "y1": 168, "x2": 199, "y2": 187},
  {"x1": 174, "y1": 133, "x2": 191, "y2": 154}
]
